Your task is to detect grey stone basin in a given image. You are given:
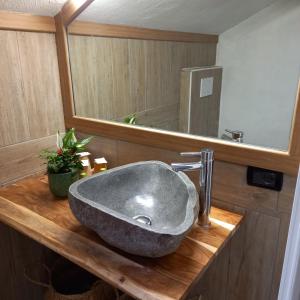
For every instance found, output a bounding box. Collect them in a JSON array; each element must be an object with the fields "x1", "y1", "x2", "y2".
[{"x1": 68, "y1": 161, "x2": 199, "y2": 257}]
